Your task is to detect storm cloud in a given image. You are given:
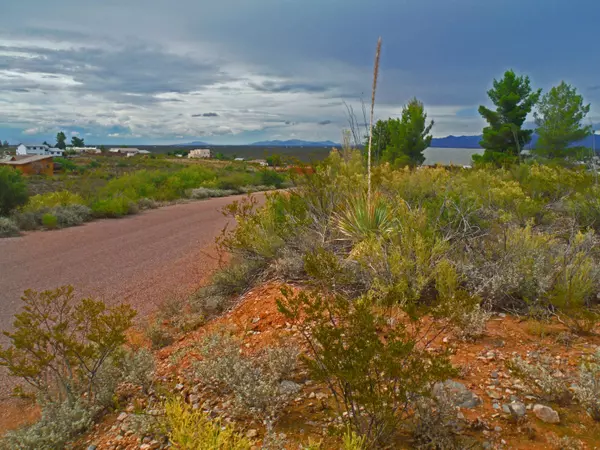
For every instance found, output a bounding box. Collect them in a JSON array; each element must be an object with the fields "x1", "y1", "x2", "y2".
[{"x1": 1, "y1": 0, "x2": 599, "y2": 144}]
